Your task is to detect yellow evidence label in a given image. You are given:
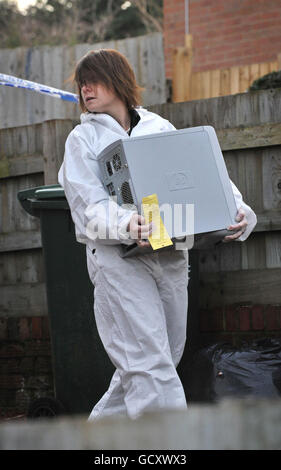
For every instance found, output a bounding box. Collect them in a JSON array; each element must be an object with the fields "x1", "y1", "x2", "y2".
[{"x1": 142, "y1": 193, "x2": 173, "y2": 250}]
